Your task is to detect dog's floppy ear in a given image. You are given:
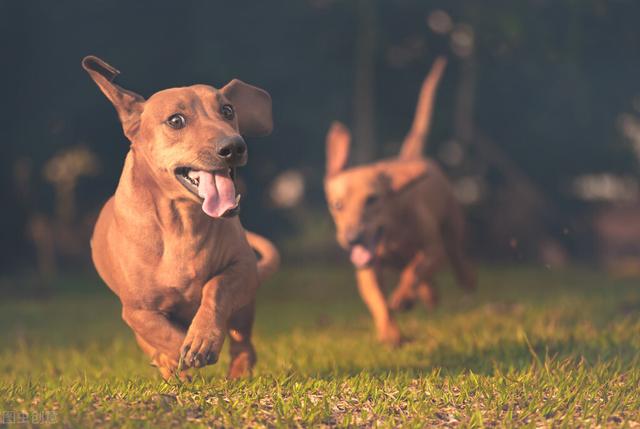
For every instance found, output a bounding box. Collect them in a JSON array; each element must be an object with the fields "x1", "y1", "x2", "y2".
[
  {"x1": 325, "y1": 121, "x2": 351, "y2": 177},
  {"x1": 385, "y1": 159, "x2": 429, "y2": 192},
  {"x1": 82, "y1": 55, "x2": 144, "y2": 140},
  {"x1": 221, "y1": 79, "x2": 273, "y2": 137}
]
